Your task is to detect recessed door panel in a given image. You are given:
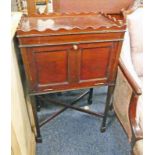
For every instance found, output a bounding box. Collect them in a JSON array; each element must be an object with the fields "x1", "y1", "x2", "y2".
[
  {"x1": 79, "y1": 42, "x2": 114, "y2": 82},
  {"x1": 34, "y1": 50, "x2": 68, "y2": 85}
]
